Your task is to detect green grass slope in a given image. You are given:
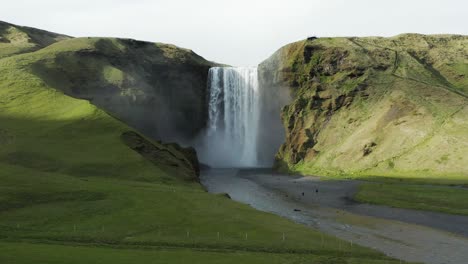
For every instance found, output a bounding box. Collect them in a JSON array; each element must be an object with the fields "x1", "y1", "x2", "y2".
[
  {"x1": 0, "y1": 21, "x2": 70, "y2": 58},
  {"x1": 0, "y1": 23, "x2": 404, "y2": 263},
  {"x1": 260, "y1": 34, "x2": 468, "y2": 182},
  {"x1": 0, "y1": 241, "x2": 400, "y2": 264},
  {"x1": 0, "y1": 52, "x2": 195, "y2": 181},
  {"x1": 355, "y1": 183, "x2": 468, "y2": 215},
  {"x1": 2, "y1": 20, "x2": 217, "y2": 142}
]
